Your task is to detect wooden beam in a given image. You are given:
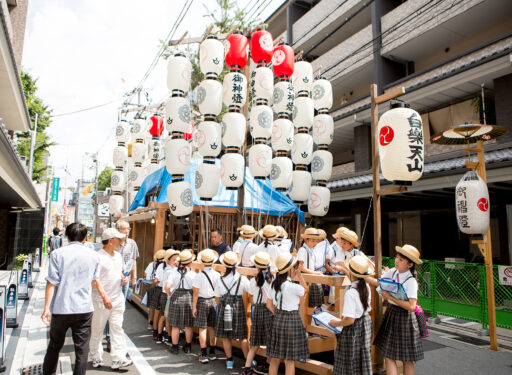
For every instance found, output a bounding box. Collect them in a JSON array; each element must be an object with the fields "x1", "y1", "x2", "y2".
[
  {"x1": 465, "y1": 161, "x2": 479, "y2": 169},
  {"x1": 377, "y1": 186, "x2": 407, "y2": 196},
  {"x1": 375, "y1": 87, "x2": 405, "y2": 104}
]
